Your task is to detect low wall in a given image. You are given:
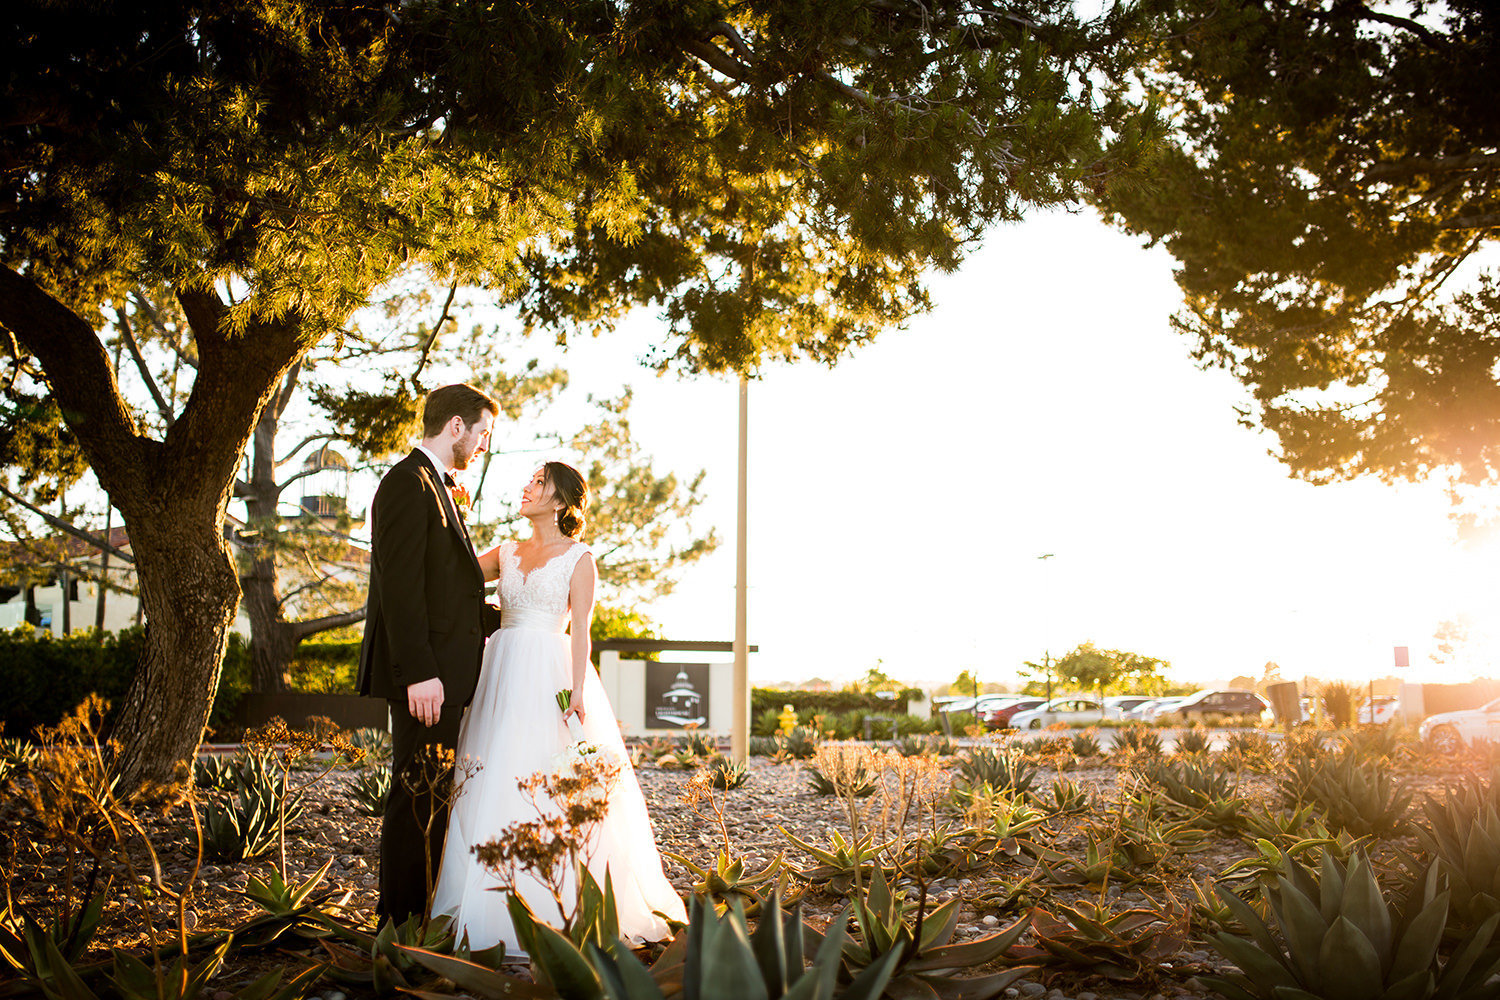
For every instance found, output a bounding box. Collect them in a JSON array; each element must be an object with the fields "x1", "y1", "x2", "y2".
[{"x1": 235, "y1": 692, "x2": 388, "y2": 733}]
